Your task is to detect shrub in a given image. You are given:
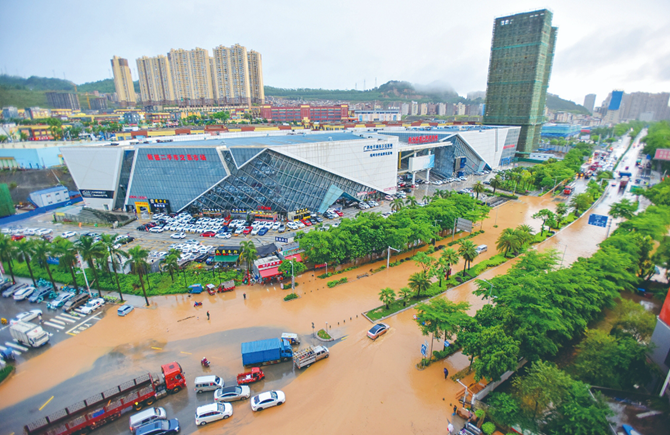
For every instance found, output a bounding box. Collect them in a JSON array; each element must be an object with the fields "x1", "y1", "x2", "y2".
[
  {"x1": 317, "y1": 329, "x2": 331, "y2": 339},
  {"x1": 327, "y1": 277, "x2": 348, "y2": 288},
  {"x1": 0, "y1": 365, "x2": 14, "y2": 383},
  {"x1": 283, "y1": 293, "x2": 298, "y2": 301},
  {"x1": 482, "y1": 422, "x2": 496, "y2": 435}
]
